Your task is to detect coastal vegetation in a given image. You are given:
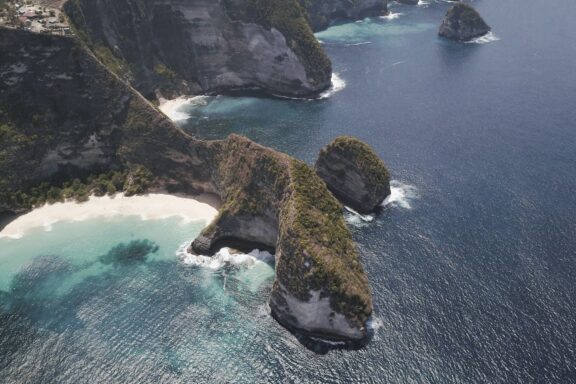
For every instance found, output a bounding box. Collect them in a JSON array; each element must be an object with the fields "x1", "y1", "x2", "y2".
[{"x1": 0, "y1": 166, "x2": 154, "y2": 211}]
